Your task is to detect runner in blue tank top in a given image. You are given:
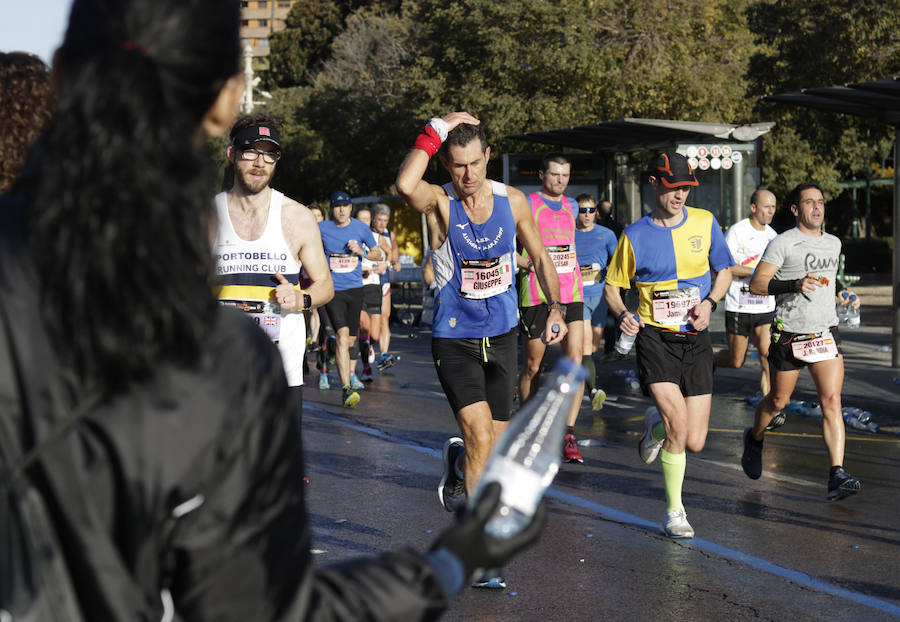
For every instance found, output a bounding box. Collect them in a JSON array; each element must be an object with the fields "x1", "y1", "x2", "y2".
[
  {"x1": 433, "y1": 181, "x2": 519, "y2": 338},
  {"x1": 396, "y1": 112, "x2": 564, "y2": 590}
]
